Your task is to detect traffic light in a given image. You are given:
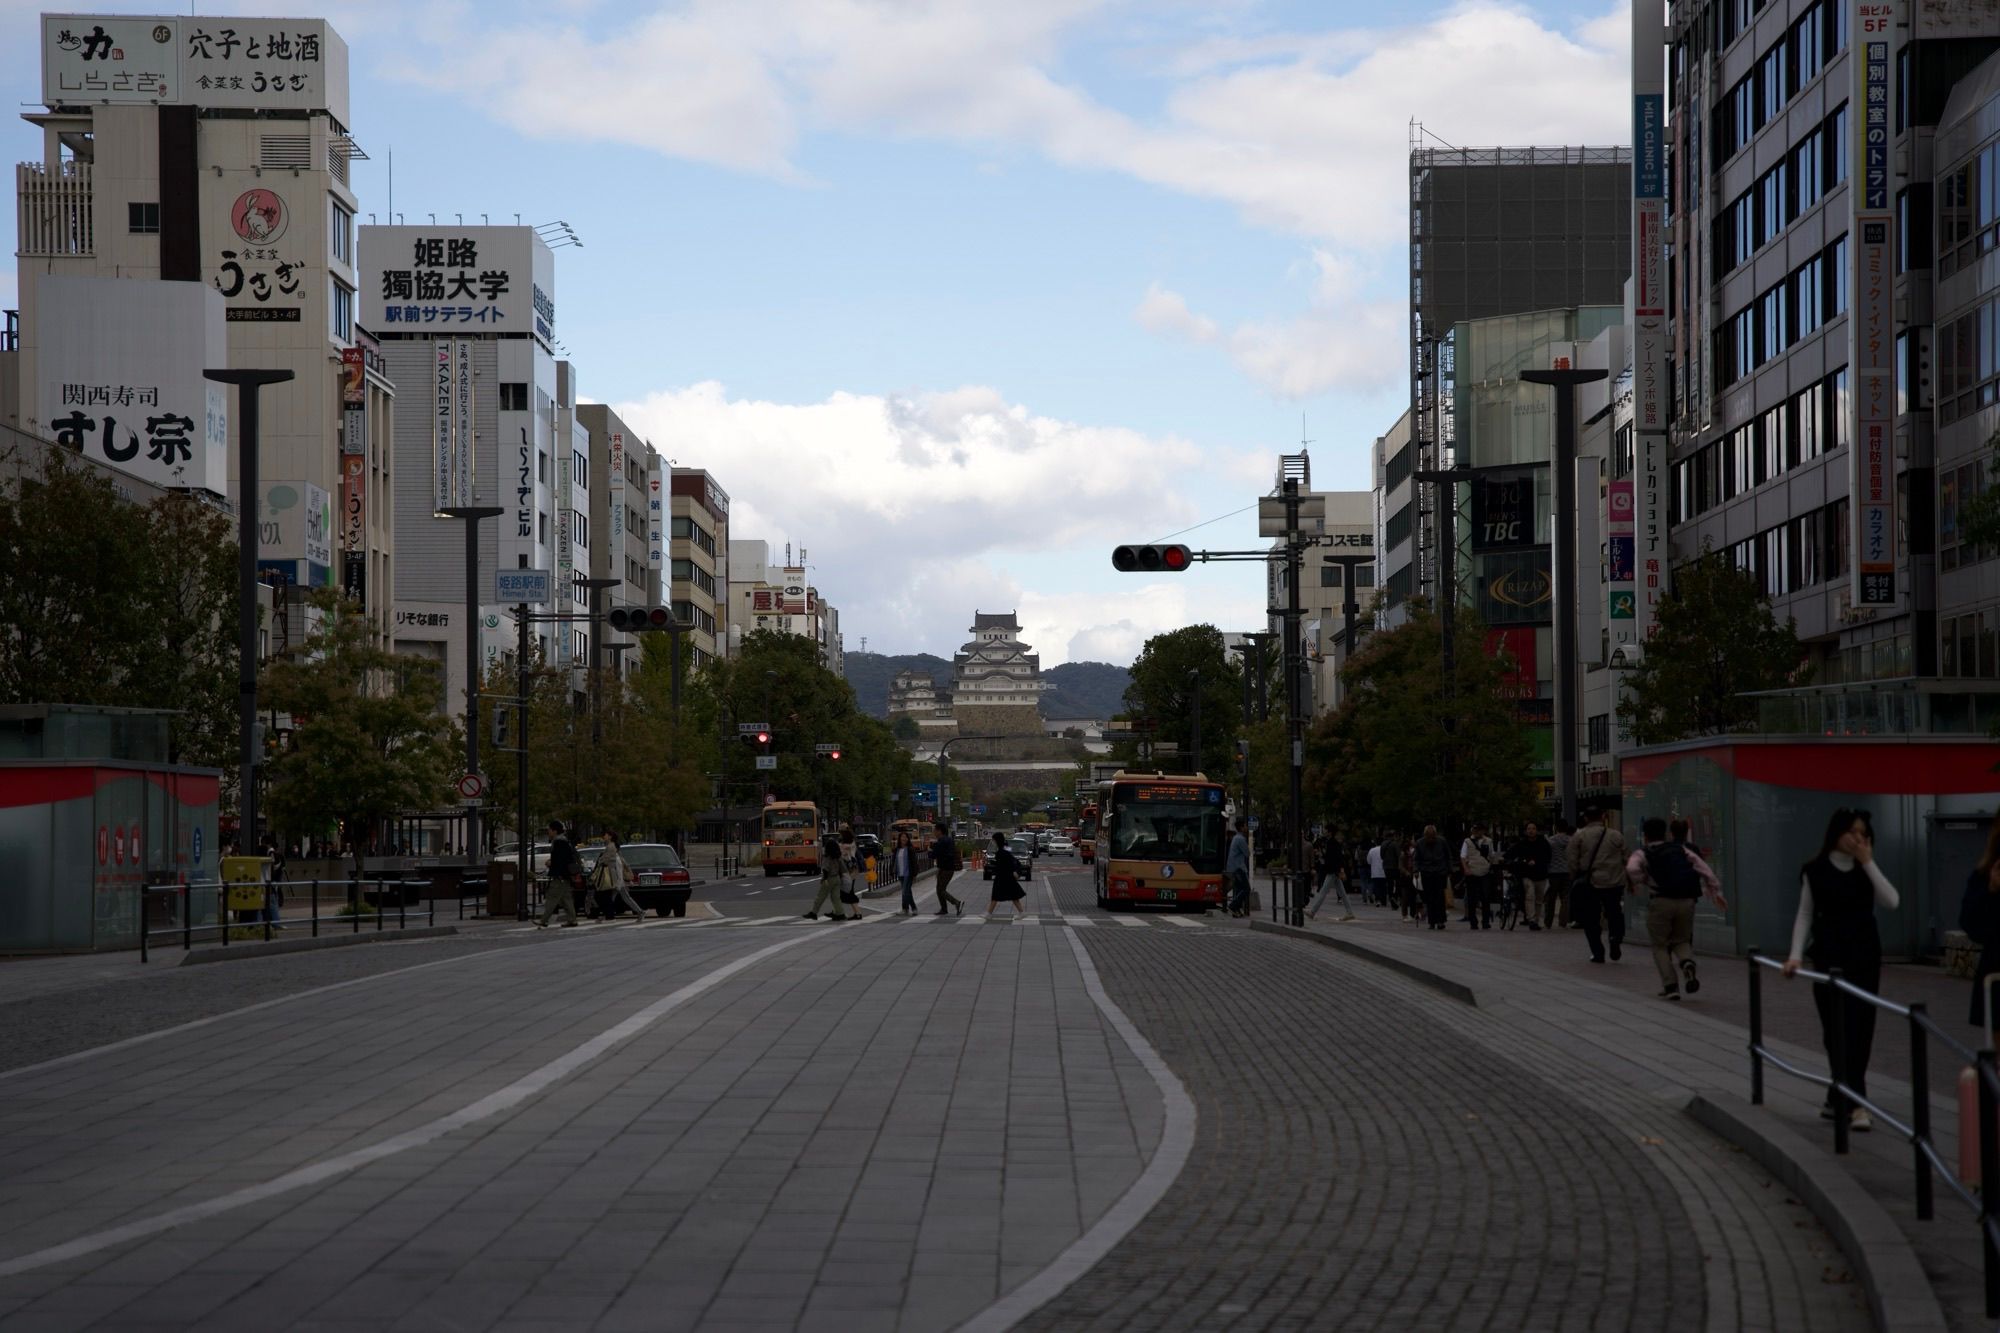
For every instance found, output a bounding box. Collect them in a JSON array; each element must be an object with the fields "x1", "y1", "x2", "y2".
[
  {"x1": 607, "y1": 606, "x2": 676, "y2": 632},
  {"x1": 740, "y1": 729, "x2": 771, "y2": 747},
  {"x1": 815, "y1": 743, "x2": 842, "y2": 761},
  {"x1": 1111, "y1": 544, "x2": 1192, "y2": 573}
]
